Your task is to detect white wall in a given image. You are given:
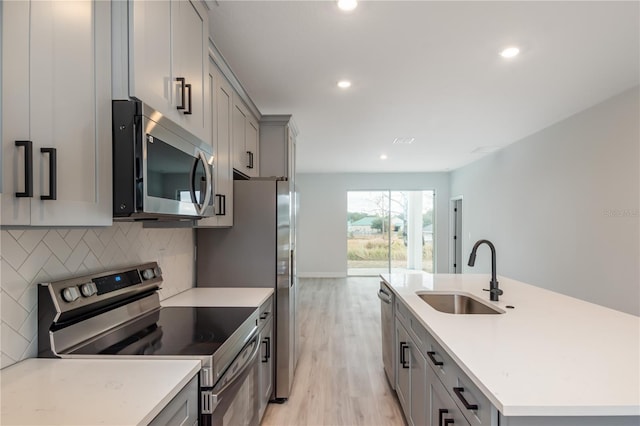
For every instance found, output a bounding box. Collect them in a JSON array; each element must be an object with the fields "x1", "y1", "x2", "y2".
[
  {"x1": 296, "y1": 172, "x2": 450, "y2": 277},
  {"x1": 0, "y1": 223, "x2": 195, "y2": 368},
  {"x1": 450, "y1": 86, "x2": 639, "y2": 315}
]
